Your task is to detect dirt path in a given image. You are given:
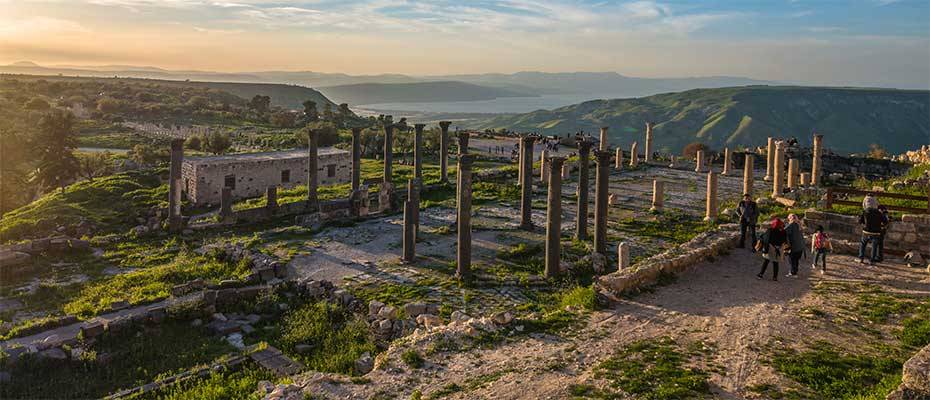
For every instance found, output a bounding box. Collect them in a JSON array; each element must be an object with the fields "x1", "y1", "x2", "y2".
[{"x1": 302, "y1": 251, "x2": 930, "y2": 399}]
